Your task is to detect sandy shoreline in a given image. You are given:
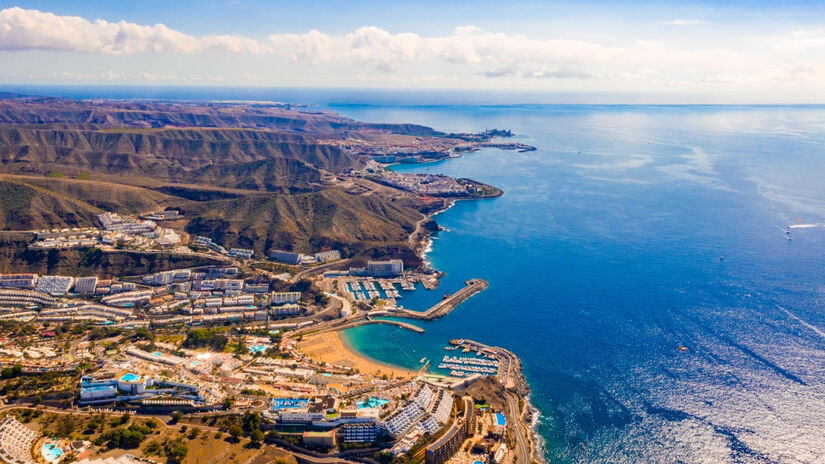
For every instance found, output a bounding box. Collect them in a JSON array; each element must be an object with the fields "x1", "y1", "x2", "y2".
[{"x1": 296, "y1": 330, "x2": 417, "y2": 380}]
